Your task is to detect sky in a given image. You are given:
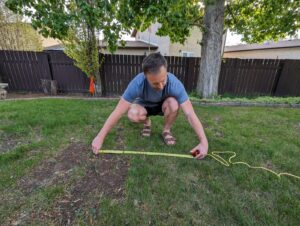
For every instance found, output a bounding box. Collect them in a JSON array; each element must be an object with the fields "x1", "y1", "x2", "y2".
[
  {"x1": 225, "y1": 31, "x2": 244, "y2": 46},
  {"x1": 225, "y1": 30, "x2": 300, "y2": 46},
  {"x1": 122, "y1": 30, "x2": 246, "y2": 46}
]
